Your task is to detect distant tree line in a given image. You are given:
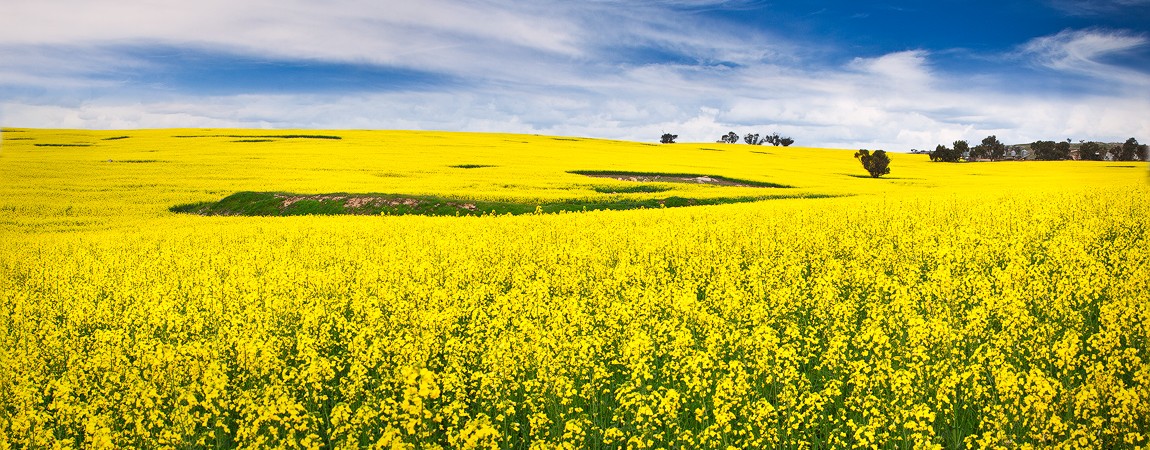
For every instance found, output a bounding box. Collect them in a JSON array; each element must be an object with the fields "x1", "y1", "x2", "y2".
[
  {"x1": 929, "y1": 136, "x2": 1147, "y2": 162},
  {"x1": 658, "y1": 131, "x2": 795, "y2": 146},
  {"x1": 723, "y1": 131, "x2": 794, "y2": 146}
]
